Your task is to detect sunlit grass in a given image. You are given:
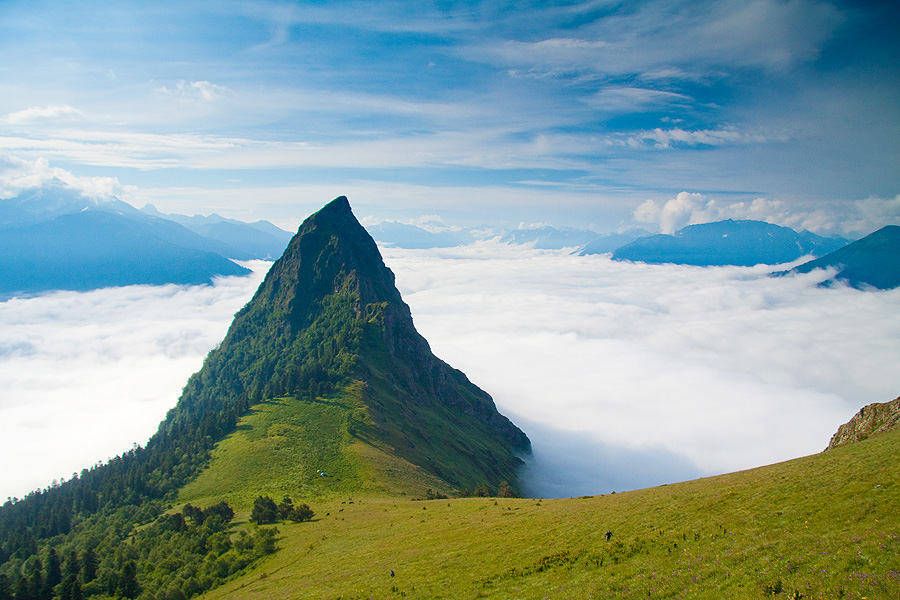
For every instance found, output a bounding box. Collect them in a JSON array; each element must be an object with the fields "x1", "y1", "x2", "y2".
[
  {"x1": 179, "y1": 381, "x2": 454, "y2": 509},
  {"x1": 191, "y1": 425, "x2": 899, "y2": 598}
]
